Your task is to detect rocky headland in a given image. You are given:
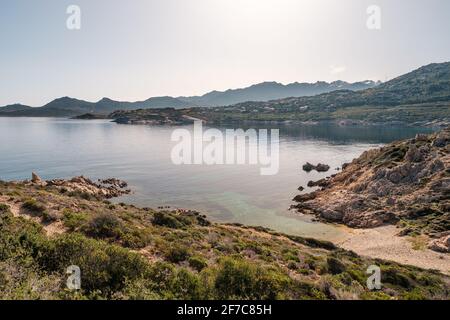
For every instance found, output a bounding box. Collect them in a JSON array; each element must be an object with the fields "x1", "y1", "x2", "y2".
[
  {"x1": 27, "y1": 173, "x2": 130, "y2": 199},
  {"x1": 109, "y1": 108, "x2": 198, "y2": 125},
  {"x1": 293, "y1": 127, "x2": 450, "y2": 254},
  {"x1": 72, "y1": 113, "x2": 108, "y2": 120}
]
